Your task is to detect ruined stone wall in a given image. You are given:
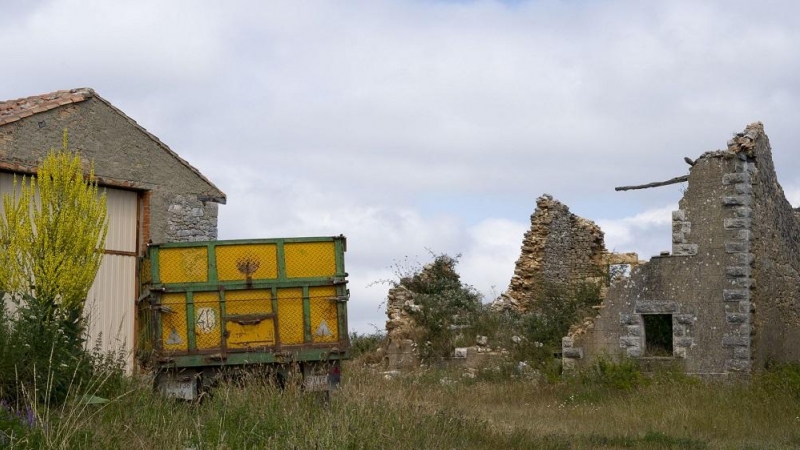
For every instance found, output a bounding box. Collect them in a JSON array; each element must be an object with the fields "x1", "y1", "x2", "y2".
[
  {"x1": 502, "y1": 194, "x2": 607, "y2": 311},
  {"x1": 383, "y1": 280, "x2": 422, "y2": 369},
  {"x1": 746, "y1": 125, "x2": 800, "y2": 367},
  {"x1": 565, "y1": 141, "x2": 744, "y2": 376},
  {"x1": 0, "y1": 96, "x2": 223, "y2": 245},
  {"x1": 565, "y1": 123, "x2": 800, "y2": 377}
]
